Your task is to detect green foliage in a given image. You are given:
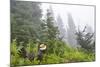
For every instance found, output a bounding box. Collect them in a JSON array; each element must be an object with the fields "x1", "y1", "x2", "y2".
[
  {"x1": 11, "y1": 0, "x2": 42, "y2": 43},
  {"x1": 64, "y1": 51, "x2": 94, "y2": 62},
  {"x1": 40, "y1": 9, "x2": 59, "y2": 42},
  {"x1": 11, "y1": 39, "x2": 18, "y2": 56},
  {"x1": 11, "y1": 39, "x2": 95, "y2": 66},
  {"x1": 76, "y1": 26, "x2": 95, "y2": 53},
  {"x1": 11, "y1": 1, "x2": 95, "y2": 66}
]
